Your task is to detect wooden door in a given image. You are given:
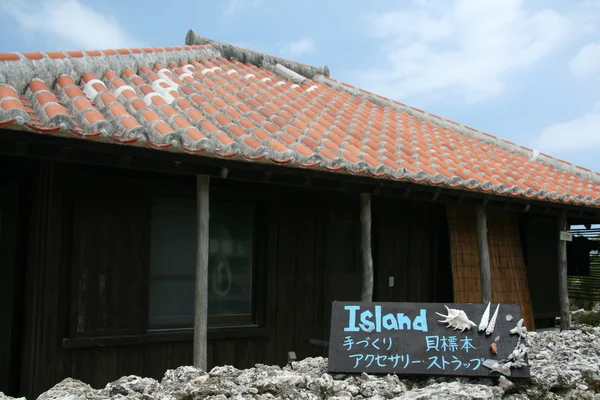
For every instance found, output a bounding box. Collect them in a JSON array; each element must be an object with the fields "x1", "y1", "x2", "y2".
[{"x1": 0, "y1": 183, "x2": 22, "y2": 396}]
